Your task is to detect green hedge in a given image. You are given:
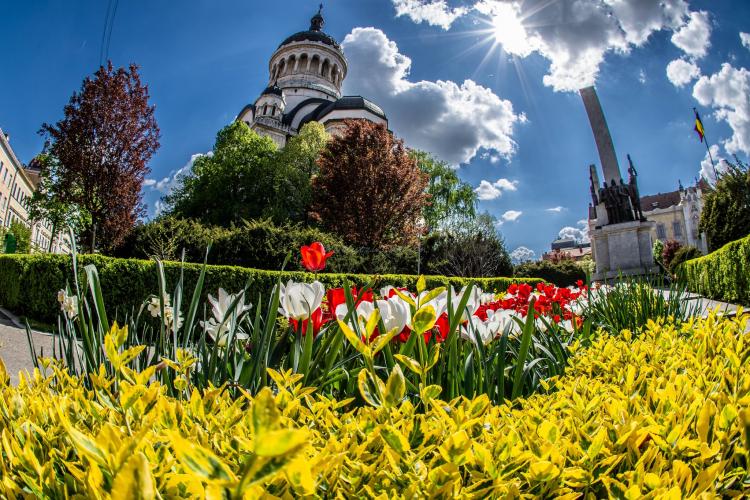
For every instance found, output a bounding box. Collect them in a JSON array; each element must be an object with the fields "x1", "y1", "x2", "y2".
[
  {"x1": 513, "y1": 259, "x2": 586, "y2": 287},
  {"x1": 0, "y1": 254, "x2": 543, "y2": 324},
  {"x1": 676, "y1": 234, "x2": 750, "y2": 305}
]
